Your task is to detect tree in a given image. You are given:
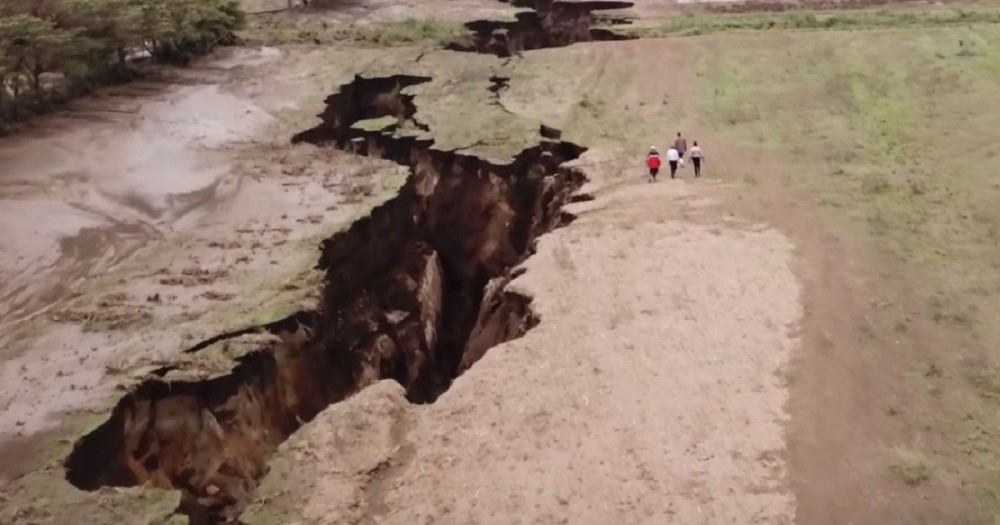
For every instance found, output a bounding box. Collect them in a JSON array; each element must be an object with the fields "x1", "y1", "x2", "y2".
[
  {"x1": 0, "y1": 0, "x2": 245, "y2": 127},
  {"x1": 147, "y1": 0, "x2": 244, "y2": 64},
  {"x1": 64, "y1": 0, "x2": 143, "y2": 76},
  {"x1": 0, "y1": 14, "x2": 79, "y2": 99},
  {"x1": 0, "y1": 62, "x2": 12, "y2": 125}
]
